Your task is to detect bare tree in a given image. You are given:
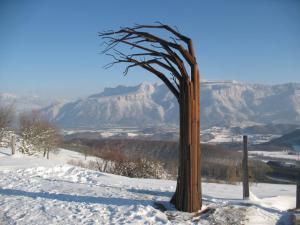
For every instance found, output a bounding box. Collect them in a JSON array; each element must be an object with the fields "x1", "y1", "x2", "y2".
[
  {"x1": 39, "y1": 120, "x2": 61, "y2": 159},
  {"x1": 100, "y1": 23, "x2": 201, "y2": 212},
  {"x1": 0, "y1": 104, "x2": 14, "y2": 142},
  {"x1": 19, "y1": 110, "x2": 41, "y2": 154},
  {"x1": 19, "y1": 110, "x2": 61, "y2": 158}
]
